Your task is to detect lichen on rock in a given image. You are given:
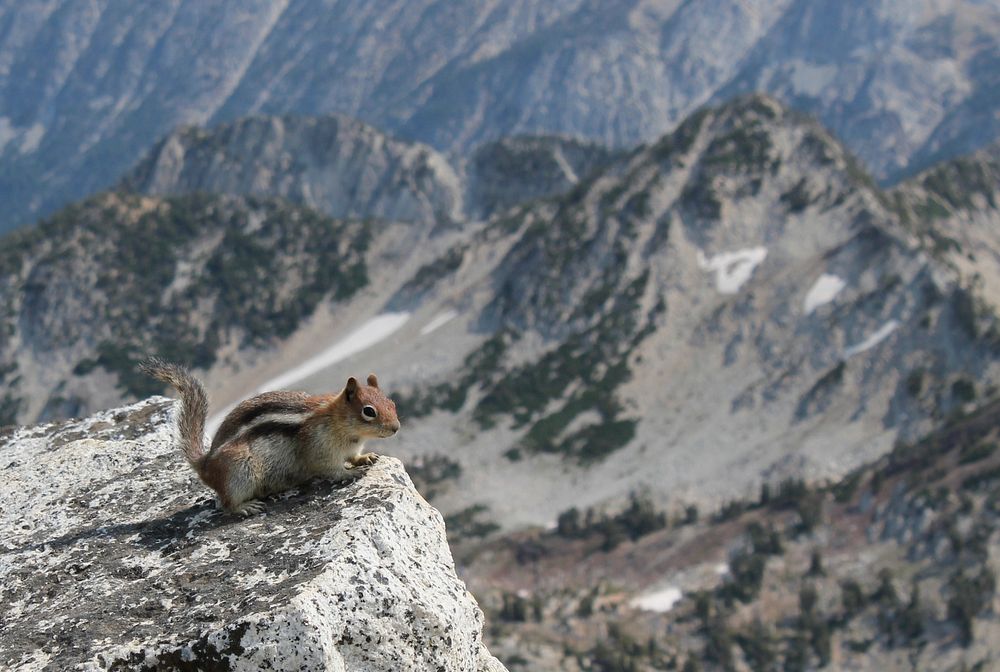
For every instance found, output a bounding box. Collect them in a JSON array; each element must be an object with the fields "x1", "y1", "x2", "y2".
[{"x1": 0, "y1": 398, "x2": 506, "y2": 671}]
